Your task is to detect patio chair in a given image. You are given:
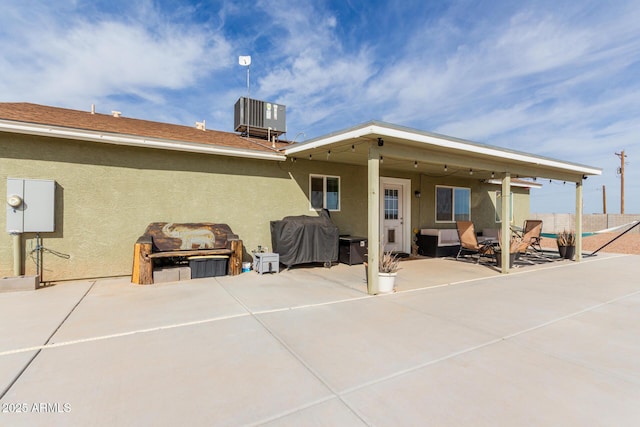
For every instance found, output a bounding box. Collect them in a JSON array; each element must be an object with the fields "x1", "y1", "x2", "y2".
[
  {"x1": 455, "y1": 221, "x2": 495, "y2": 263},
  {"x1": 516, "y1": 220, "x2": 543, "y2": 254}
]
